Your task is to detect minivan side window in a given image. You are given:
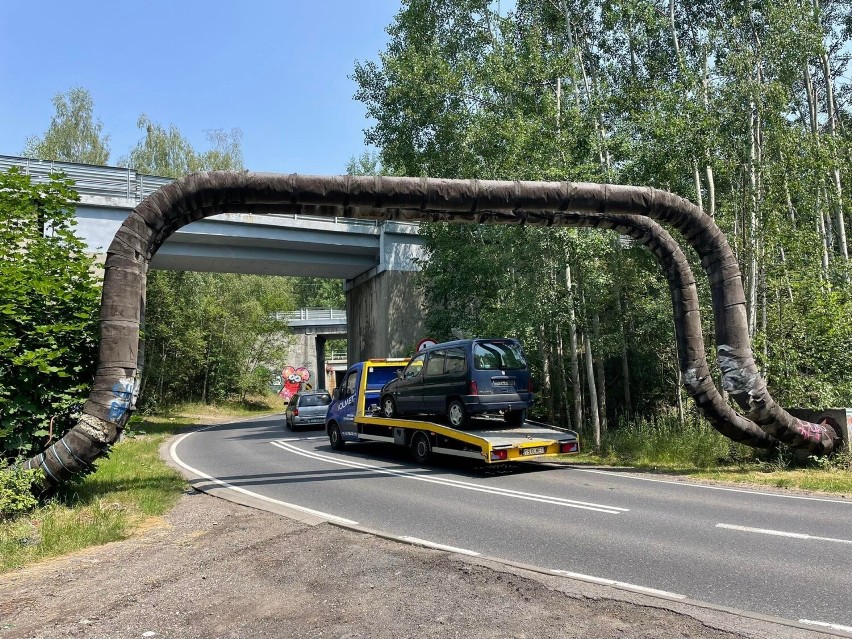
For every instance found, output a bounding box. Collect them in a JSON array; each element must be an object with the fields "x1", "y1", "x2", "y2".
[
  {"x1": 445, "y1": 347, "x2": 466, "y2": 374},
  {"x1": 404, "y1": 353, "x2": 426, "y2": 379},
  {"x1": 424, "y1": 350, "x2": 446, "y2": 377},
  {"x1": 473, "y1": 340, "x2": 527, "y2": 370}
]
